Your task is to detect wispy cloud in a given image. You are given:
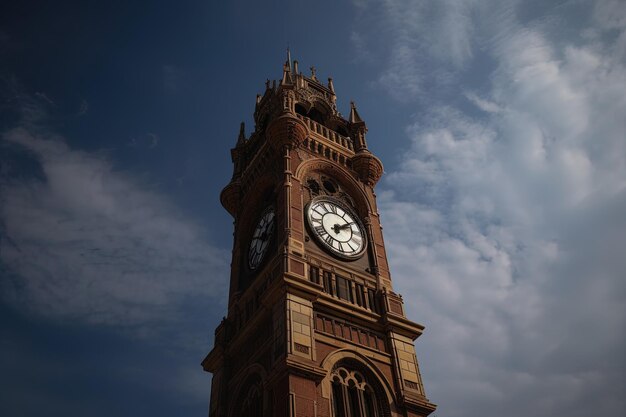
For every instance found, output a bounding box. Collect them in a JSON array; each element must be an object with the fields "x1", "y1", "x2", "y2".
[
  {"x1": 351, "y1": 0, "x2": 492, "y2": 100},
  {"x1": 0, "y1": 89, "x2": 228, "y2": 331},
  {"x1": 34, "y1": 92, "x2": 55, "y2": 106},
  {"x1": 1, "y1": 128, "x2": 228, "y2": 327},
  {"x1": 464, "y1": 91, "x2": 502, "y2": 113}
]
